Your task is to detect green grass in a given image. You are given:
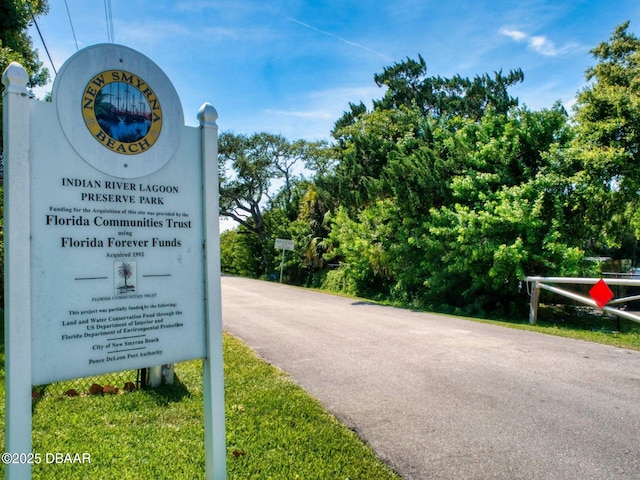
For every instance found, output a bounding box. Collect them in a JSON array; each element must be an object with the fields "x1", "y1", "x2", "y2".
[
  {"x1": 305, "y1": 282, "x2": 640, "y2": 351},
  {"x1": 495, "y1": 304, "x2": 640, "y2": 350},
  {"x1": 422, "y1": 304, "x2": 640, "y2": 351},
  {"x1": 0, "y1": 332, "x2": 400, "y2": 479}
]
